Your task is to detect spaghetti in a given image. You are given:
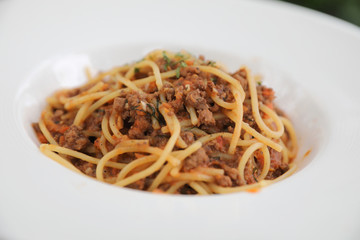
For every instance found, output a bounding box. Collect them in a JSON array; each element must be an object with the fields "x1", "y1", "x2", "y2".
[{"x1": 33, "y1": 50, "x2": 298, "y2": 195}]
